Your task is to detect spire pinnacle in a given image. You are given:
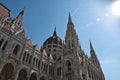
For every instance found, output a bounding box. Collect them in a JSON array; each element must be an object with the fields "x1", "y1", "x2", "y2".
[
  {"x1": 68, "y1": 12, "x2": 73, "y2": 24},
  {"x1": 53, "y1": 26, "x2": 57, "y2": 37},
  {"x1": 89, "y1": 40, "x2": 94, "y2": 51}
]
